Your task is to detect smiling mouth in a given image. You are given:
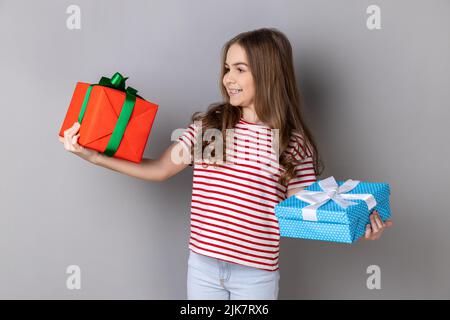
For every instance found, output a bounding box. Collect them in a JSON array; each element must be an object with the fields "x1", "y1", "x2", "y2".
[{"x1": 228, "y1": 89, "x2": 243, "y2": 95}]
